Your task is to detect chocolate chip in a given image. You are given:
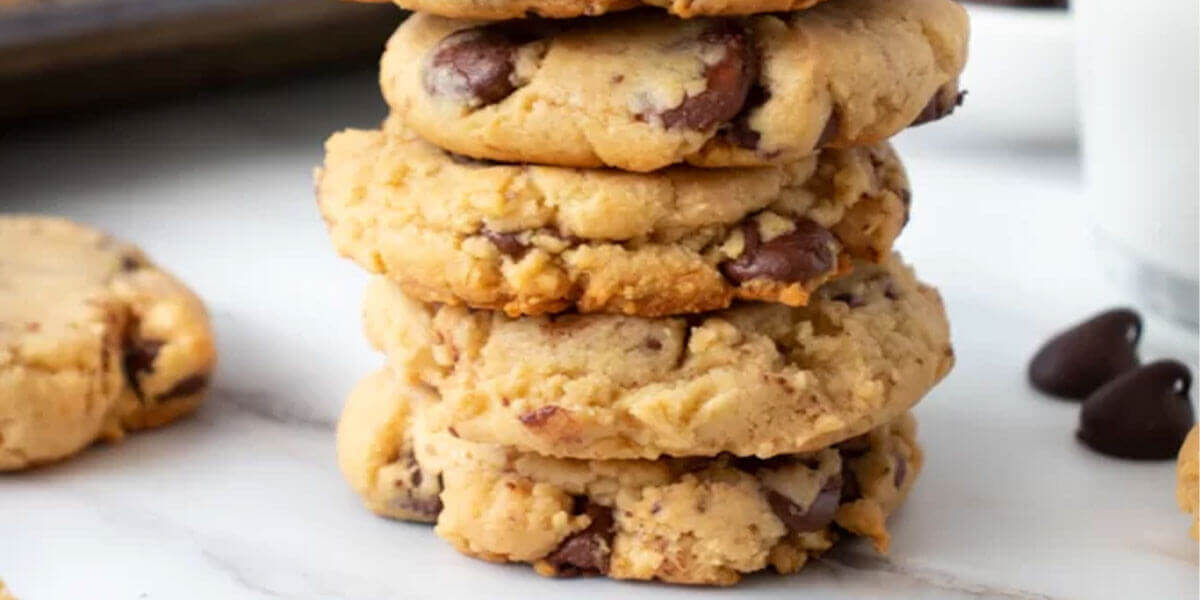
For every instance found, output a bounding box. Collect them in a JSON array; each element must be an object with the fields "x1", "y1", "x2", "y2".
[
  {"x1": 120, "y1": 255, "x2": 143, "y2": 271},
  {"x1": 122, "y1": 338, "x2": 163, "y2": 398},
  {"x1": 156, "y1": 373, "x2": 209, "y2": 402},
  {"x1": 1077, "y1": 360, "x2": 1196, "y2": 460},
  {"x1": 480, "y1": 228, "x2": 529, "y2": 259},
  {"x1": 395, "y1": 495, "x2": 443, "y2": 520},
  {"x1": 911, "y1": 90, "x2": 966, "y2": 126},
  {"x1": 832, "y1": 293, "x2": 864, "y2": 308},
  {"x1": 1029, "y1": 308, "x2": 1142, "y2": 400},
  {"x1": 765, "y1": 474, "x2": 842, "y2": 533},
  {"x1": 519, "y1": 405, "x2": 563, "y2": 427},
  {"x1": 643, "y1": 337, "x2": 663, "y2": 351},
  {"x1": 892, "y1": 451, "x2": 907, "y2": 488},
  {"x1": 720, "y1": 218, "x2": 836, "y2": 285},
  {"x1": 883, "y1": 283, "x2": 899, "y2": 300},
  {"x1": 723, "y1": 84, "x2": 768, "y2": 149},
  {"x1": 424, "y1": 25, "x2": 539, "y2": 106},
  {"x1": 545, "y1": 501, "x2": 614, "y2": 575},
  {"x1": 657, "y1": 21, "x2": 757, "y2": 131}
]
